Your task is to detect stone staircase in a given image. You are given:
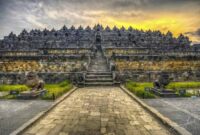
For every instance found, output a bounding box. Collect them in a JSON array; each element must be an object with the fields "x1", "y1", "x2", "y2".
[
  {"x1": 85, "y1": 50, "x2": 114, "y2": 86},
  {"x1": 85, "y1": 72, "x2": 113, "y2": 86}
]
